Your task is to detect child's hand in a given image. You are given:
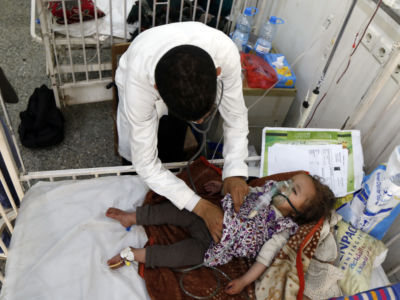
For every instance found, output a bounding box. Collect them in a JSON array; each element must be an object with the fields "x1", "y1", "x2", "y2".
[
  {"x1": 225, "y1": 278, "x2": 246, "y2": 295},
  {"x1": 203, "y1": 180, "x2": 223, "y2": 195}
]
